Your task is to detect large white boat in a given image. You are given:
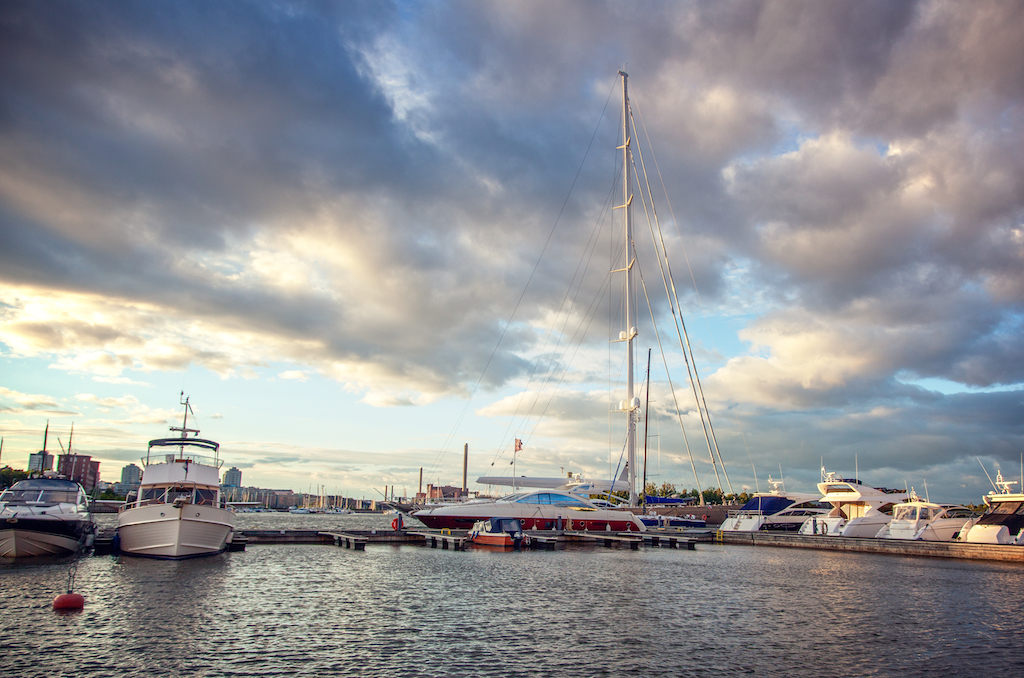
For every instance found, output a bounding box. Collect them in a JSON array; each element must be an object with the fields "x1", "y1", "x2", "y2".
[
  {"x1": 0, "y1": 476, "x2": 96, "y2": 557},
  {"x1": 413, "y1": 484, "x2": 647, "y2": 532},
  {"x1": 798, "y1": 468, "x2": 907, "y2": 537},
  {"x1": 876, "y1": 490, "x2": 979, "y2": 541},
  {"x1": 116, "y1": 395, "x2": 235, "y2": 559},
  {"x1": 961, "y1": 471, "x2": 1024, "y2": 545},
  {"x1": 419, "y1": 467, "x2": 646, "y2": 532},
  {"x1": 719, "y1": 476, "x2": 828, "y2": 532}
]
